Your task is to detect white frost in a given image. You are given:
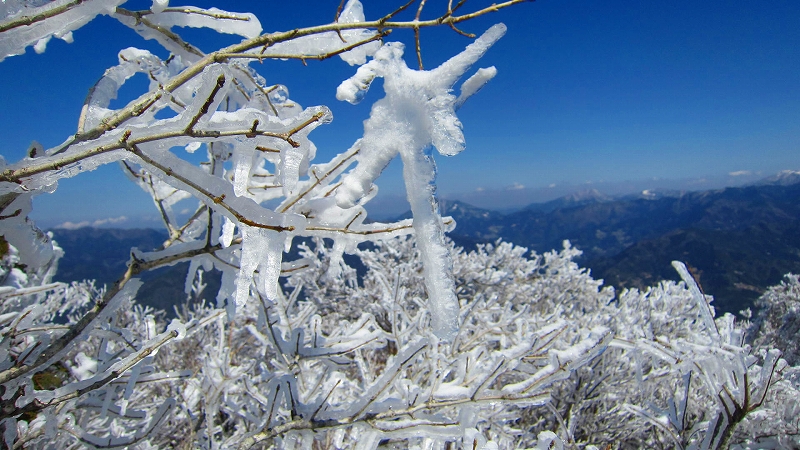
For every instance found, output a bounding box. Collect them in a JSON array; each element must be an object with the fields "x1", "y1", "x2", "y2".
[
  {"x1": 151, "y1": 0, "x2": 168, "y2": 14},
  {"x1": 0, "y1": 0, "x2": 127, "y2": 61},
  {"x1": 234, "y1": 226, "x2": 286, "y2": 307},
  {"x1": 334, "y1": 24, "x2": 506, "y2": 340},
  {"x1": 145, "y1": 7, "x2": 262, "y2": 39},
  {"x1": 257, "y1": 0, "x2": 380, "y2": 66}
]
